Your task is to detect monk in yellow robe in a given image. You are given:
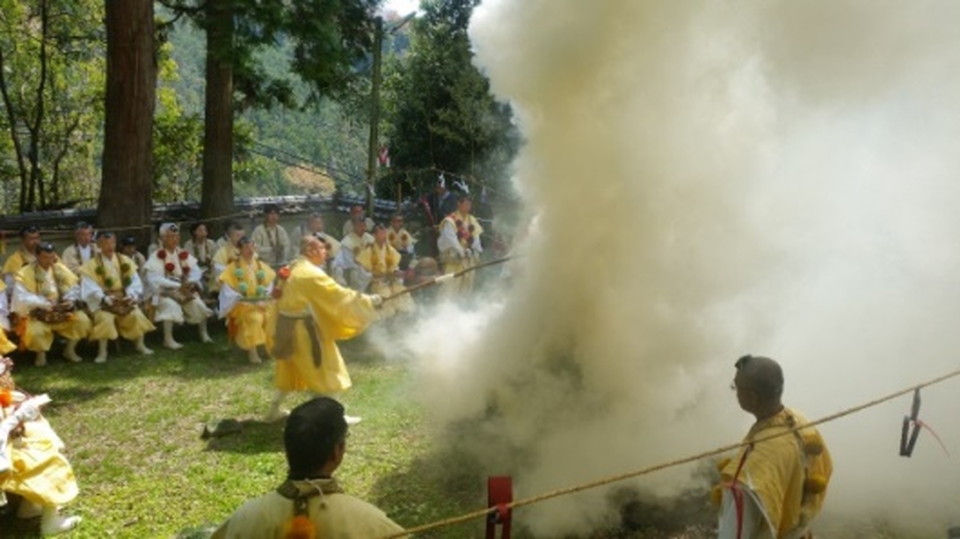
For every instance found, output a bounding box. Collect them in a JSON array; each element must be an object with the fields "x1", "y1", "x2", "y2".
[
  {"x1": 437, "y1": 195, "x2": 483, "y2": 297},
  {"x1": 265, "y1": 236, "x2": 382, "y2": 424},
  {"x1": 2, "y1": 226, "x2": 41, "y2": 290},
  {"x1": 356, "y1": 225, "x2": 415, "y2": 318},
  {"x1": 218, "y1": 237, "x2": 276, "y2": 364},
  {"x1": 79, "y1": 232, "x2": 156, "y2": 364},
  {"x1": 0, "y1": 356, "x2": 82, "y2": 535},
  {"x1": 717, "y1": 355, "x2": 832, "y2": 539},
  {"x1": 11, "y1": 244, "x2": 91, "y2": 366},
  {"x1": 211, "y1": 222, "x2": 246, "y2": 295}
]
